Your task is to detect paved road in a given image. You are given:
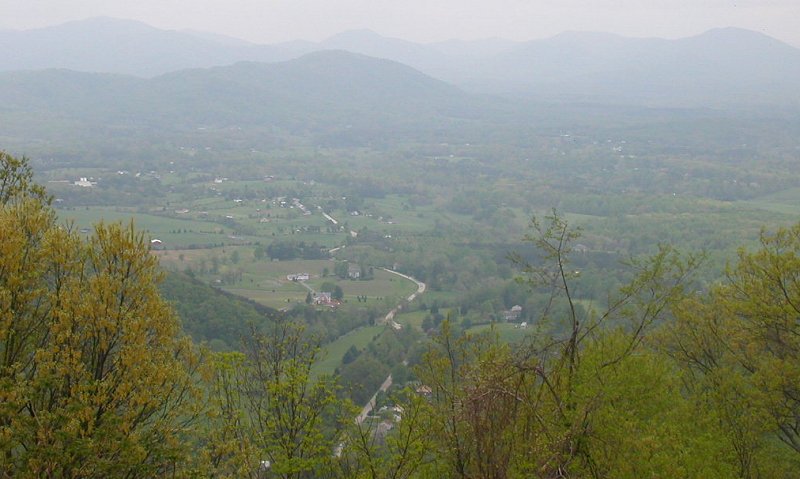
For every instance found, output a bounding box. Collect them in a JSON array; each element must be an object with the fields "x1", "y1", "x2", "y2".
[
  {"x1": 382, "y1": 267, "x2": 426, "y2": 301},
  {"x1": 336, "y1": 269, "x2": 427, "y2": 454},
  {"x1": 378, "y1": 268, "x2": 426, "y2": 328},
  {"x1": 355, "y1": 374, "x2": 394, "y2": 425}
]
